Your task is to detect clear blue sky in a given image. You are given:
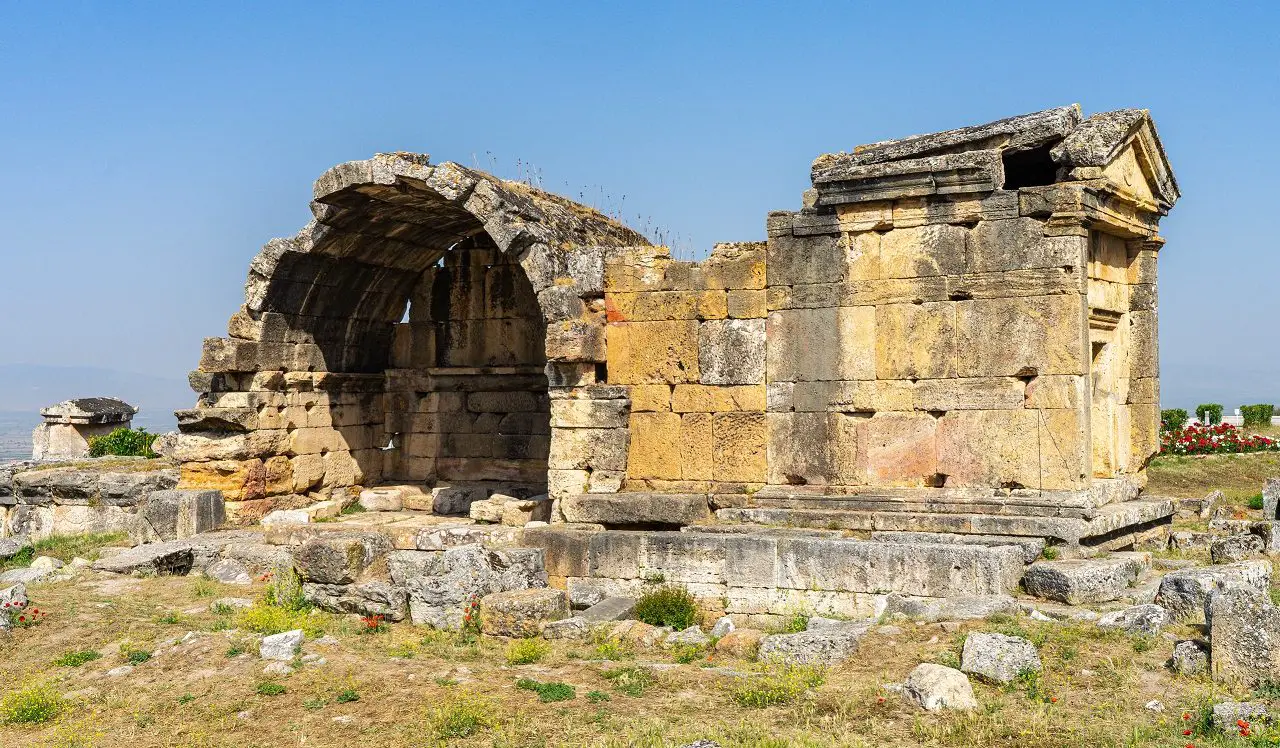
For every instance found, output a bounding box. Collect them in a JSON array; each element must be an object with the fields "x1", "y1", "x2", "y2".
[{"x1": 2, "y1": 2, "x2": 1276, "y2": 410}]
